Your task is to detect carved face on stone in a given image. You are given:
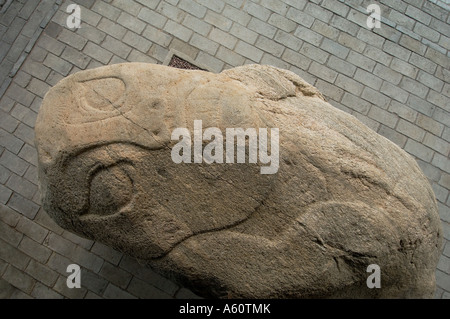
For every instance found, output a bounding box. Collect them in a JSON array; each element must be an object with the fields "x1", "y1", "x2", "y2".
[
  {"x1": 36, "y1": 63, "x2": 442, "y2": 299},
  {"x1": 36, "y1": 63, "x2": 276, "y2": 258}
]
